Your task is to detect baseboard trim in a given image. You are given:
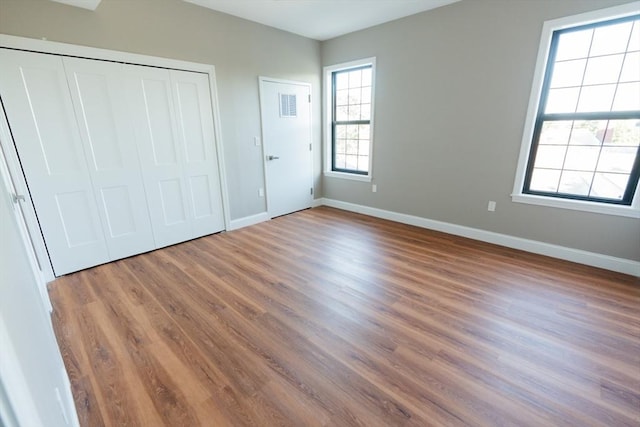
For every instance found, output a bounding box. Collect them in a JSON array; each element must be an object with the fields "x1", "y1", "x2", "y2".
[
  {"x1": 317, "y1": 198, "x2": 640, "y2": 277},
  {"x1": 311, "y1": 198, "x2": 324, "y2": 208},
  {"x1": 228, "y1": 212, "x2": 270, "y2": 231}
]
